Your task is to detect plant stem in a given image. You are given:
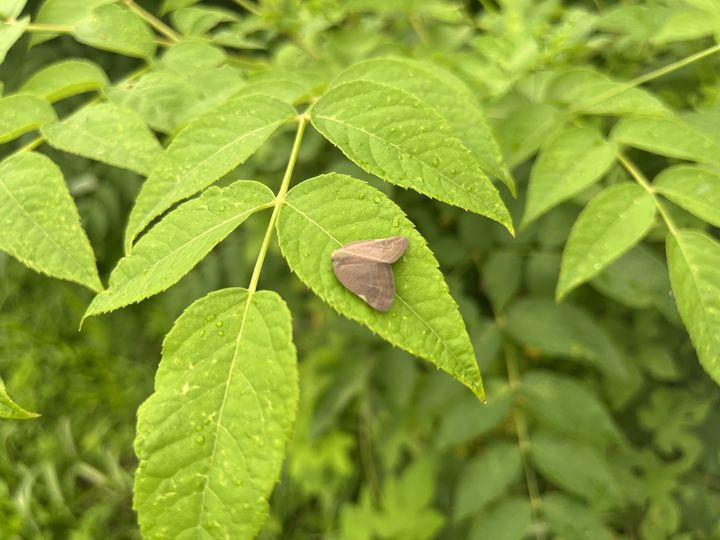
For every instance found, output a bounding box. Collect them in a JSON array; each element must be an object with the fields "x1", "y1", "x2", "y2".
[
  {"x1": 247, "y1": 114, "x2": 308, "y2": 295},
  {"x1": 570, "y1": 42, "x2": 720, "y2": 114},
  {"x1": 18, "y1": 136, "x2": 45, "y2": 153},
  {"x1": 25, "y1": 23, "x2": 73, "y2": 33},
  {"x1": 505, "y1": 341, "x2": 545, "y2": 540},
  {"x1": 616, "y1": 151, "x2": 680, "y2": 237},
  {"x1": 122, "y1": 0, "x2": 181, "y2": 43}
]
